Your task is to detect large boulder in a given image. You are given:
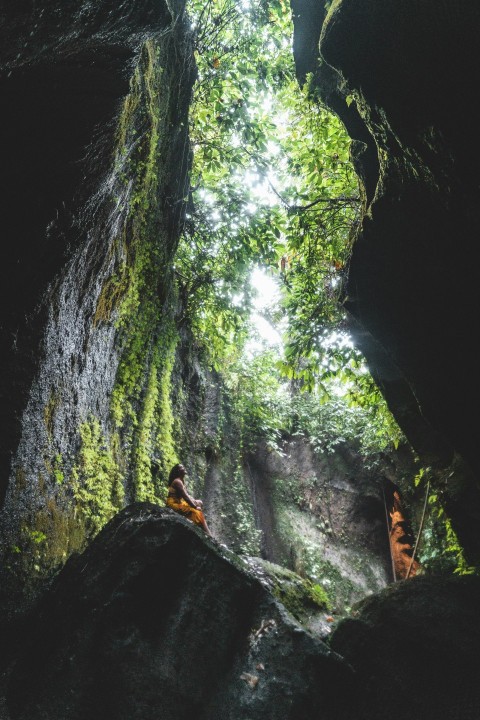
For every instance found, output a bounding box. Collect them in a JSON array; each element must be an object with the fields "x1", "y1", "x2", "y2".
[
  {"x1": 4, "y1": 503, "x2": 352, "y2": 720},
  {"x1": 329, "y1": 574, "x2": 480, "y2": 720},
  {"x1": 4, "y1": 503, "x2": 480, "y2": 720}
]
